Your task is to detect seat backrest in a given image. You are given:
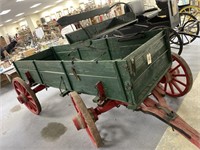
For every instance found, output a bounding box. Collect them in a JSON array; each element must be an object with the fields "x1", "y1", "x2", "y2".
[
  {"x1": 127, "y1": 0, "x2": 145, "y2": 16},
  {"x1": 144, "y1": 0, "x2": 159, "y2": 10}
]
